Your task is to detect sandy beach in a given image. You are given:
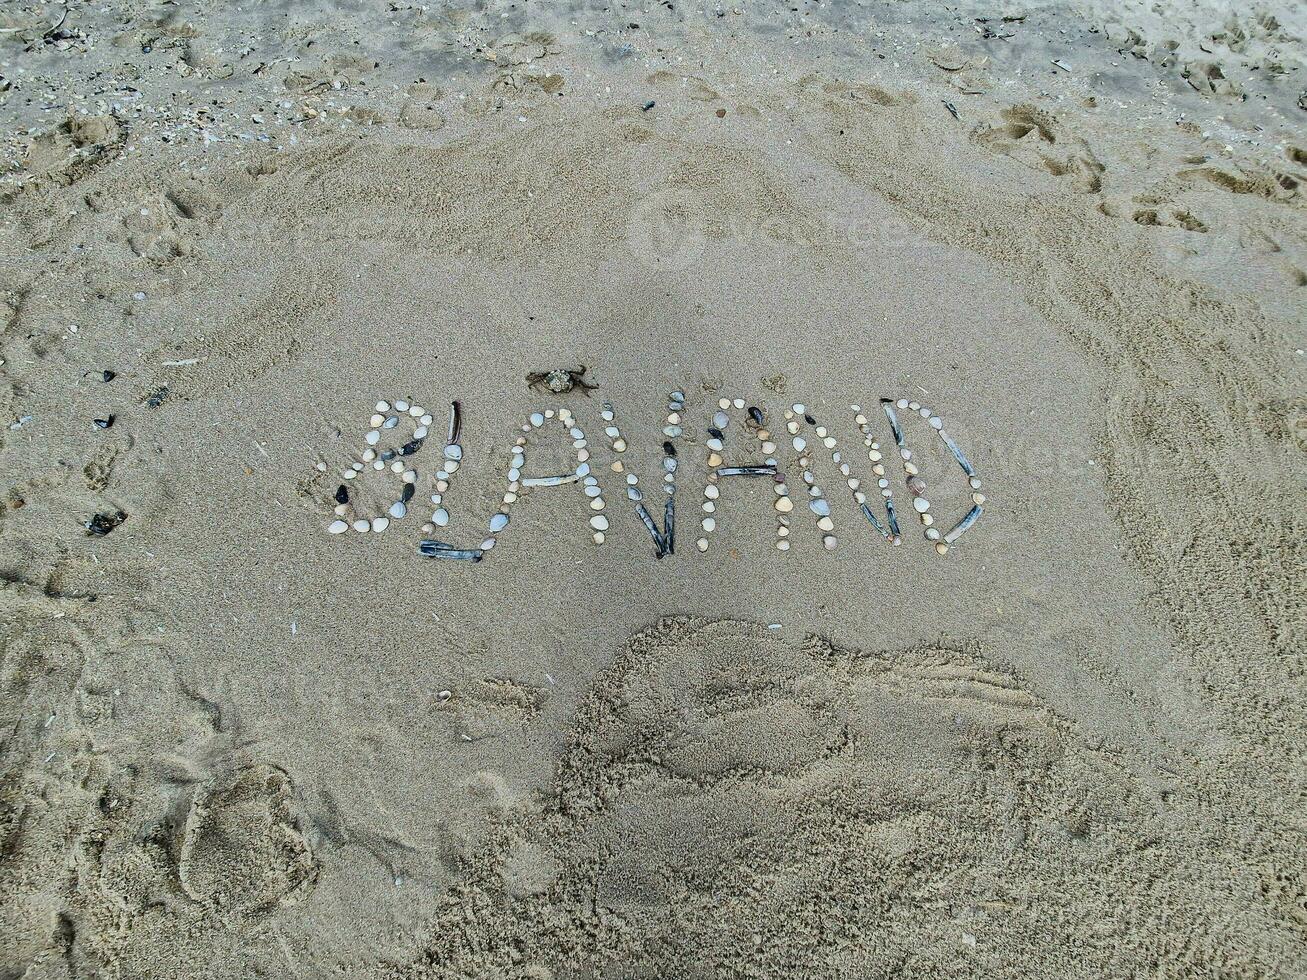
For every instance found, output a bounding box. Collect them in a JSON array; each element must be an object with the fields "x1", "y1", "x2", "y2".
[{"x1": 1, "y1": 1, "x2": 1304, "y2": 976}]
